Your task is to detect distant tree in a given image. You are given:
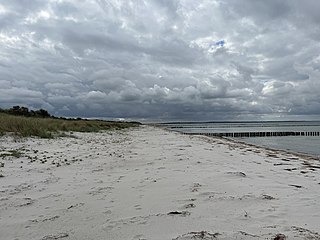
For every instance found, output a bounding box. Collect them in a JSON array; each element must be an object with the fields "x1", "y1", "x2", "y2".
[
  {"x1": 8, "y1": 106, "x2": 30, "y2": 116},
  {"x1": 30, "y1": 110, "x2": 36, "y2": 117},
  {"x1": 20, "y1": 107, "x2": 29, "y2": 115},
  {"x1": 34, "y1": 109, "x2": 51, "y2": 118}
]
